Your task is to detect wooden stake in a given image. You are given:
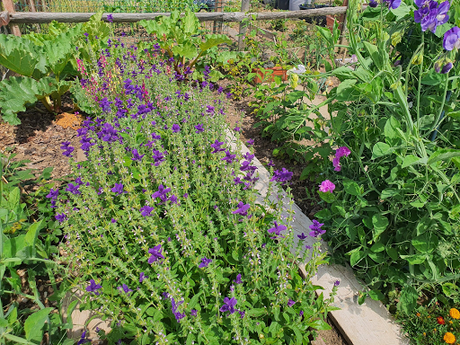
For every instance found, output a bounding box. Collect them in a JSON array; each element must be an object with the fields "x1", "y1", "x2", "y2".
[
  {"x1": 238, "y1": 0, "x2": 250, "y2": 51},
  {"x1": 2, "y1": 0, "x2": 21, "y2": 35}
]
